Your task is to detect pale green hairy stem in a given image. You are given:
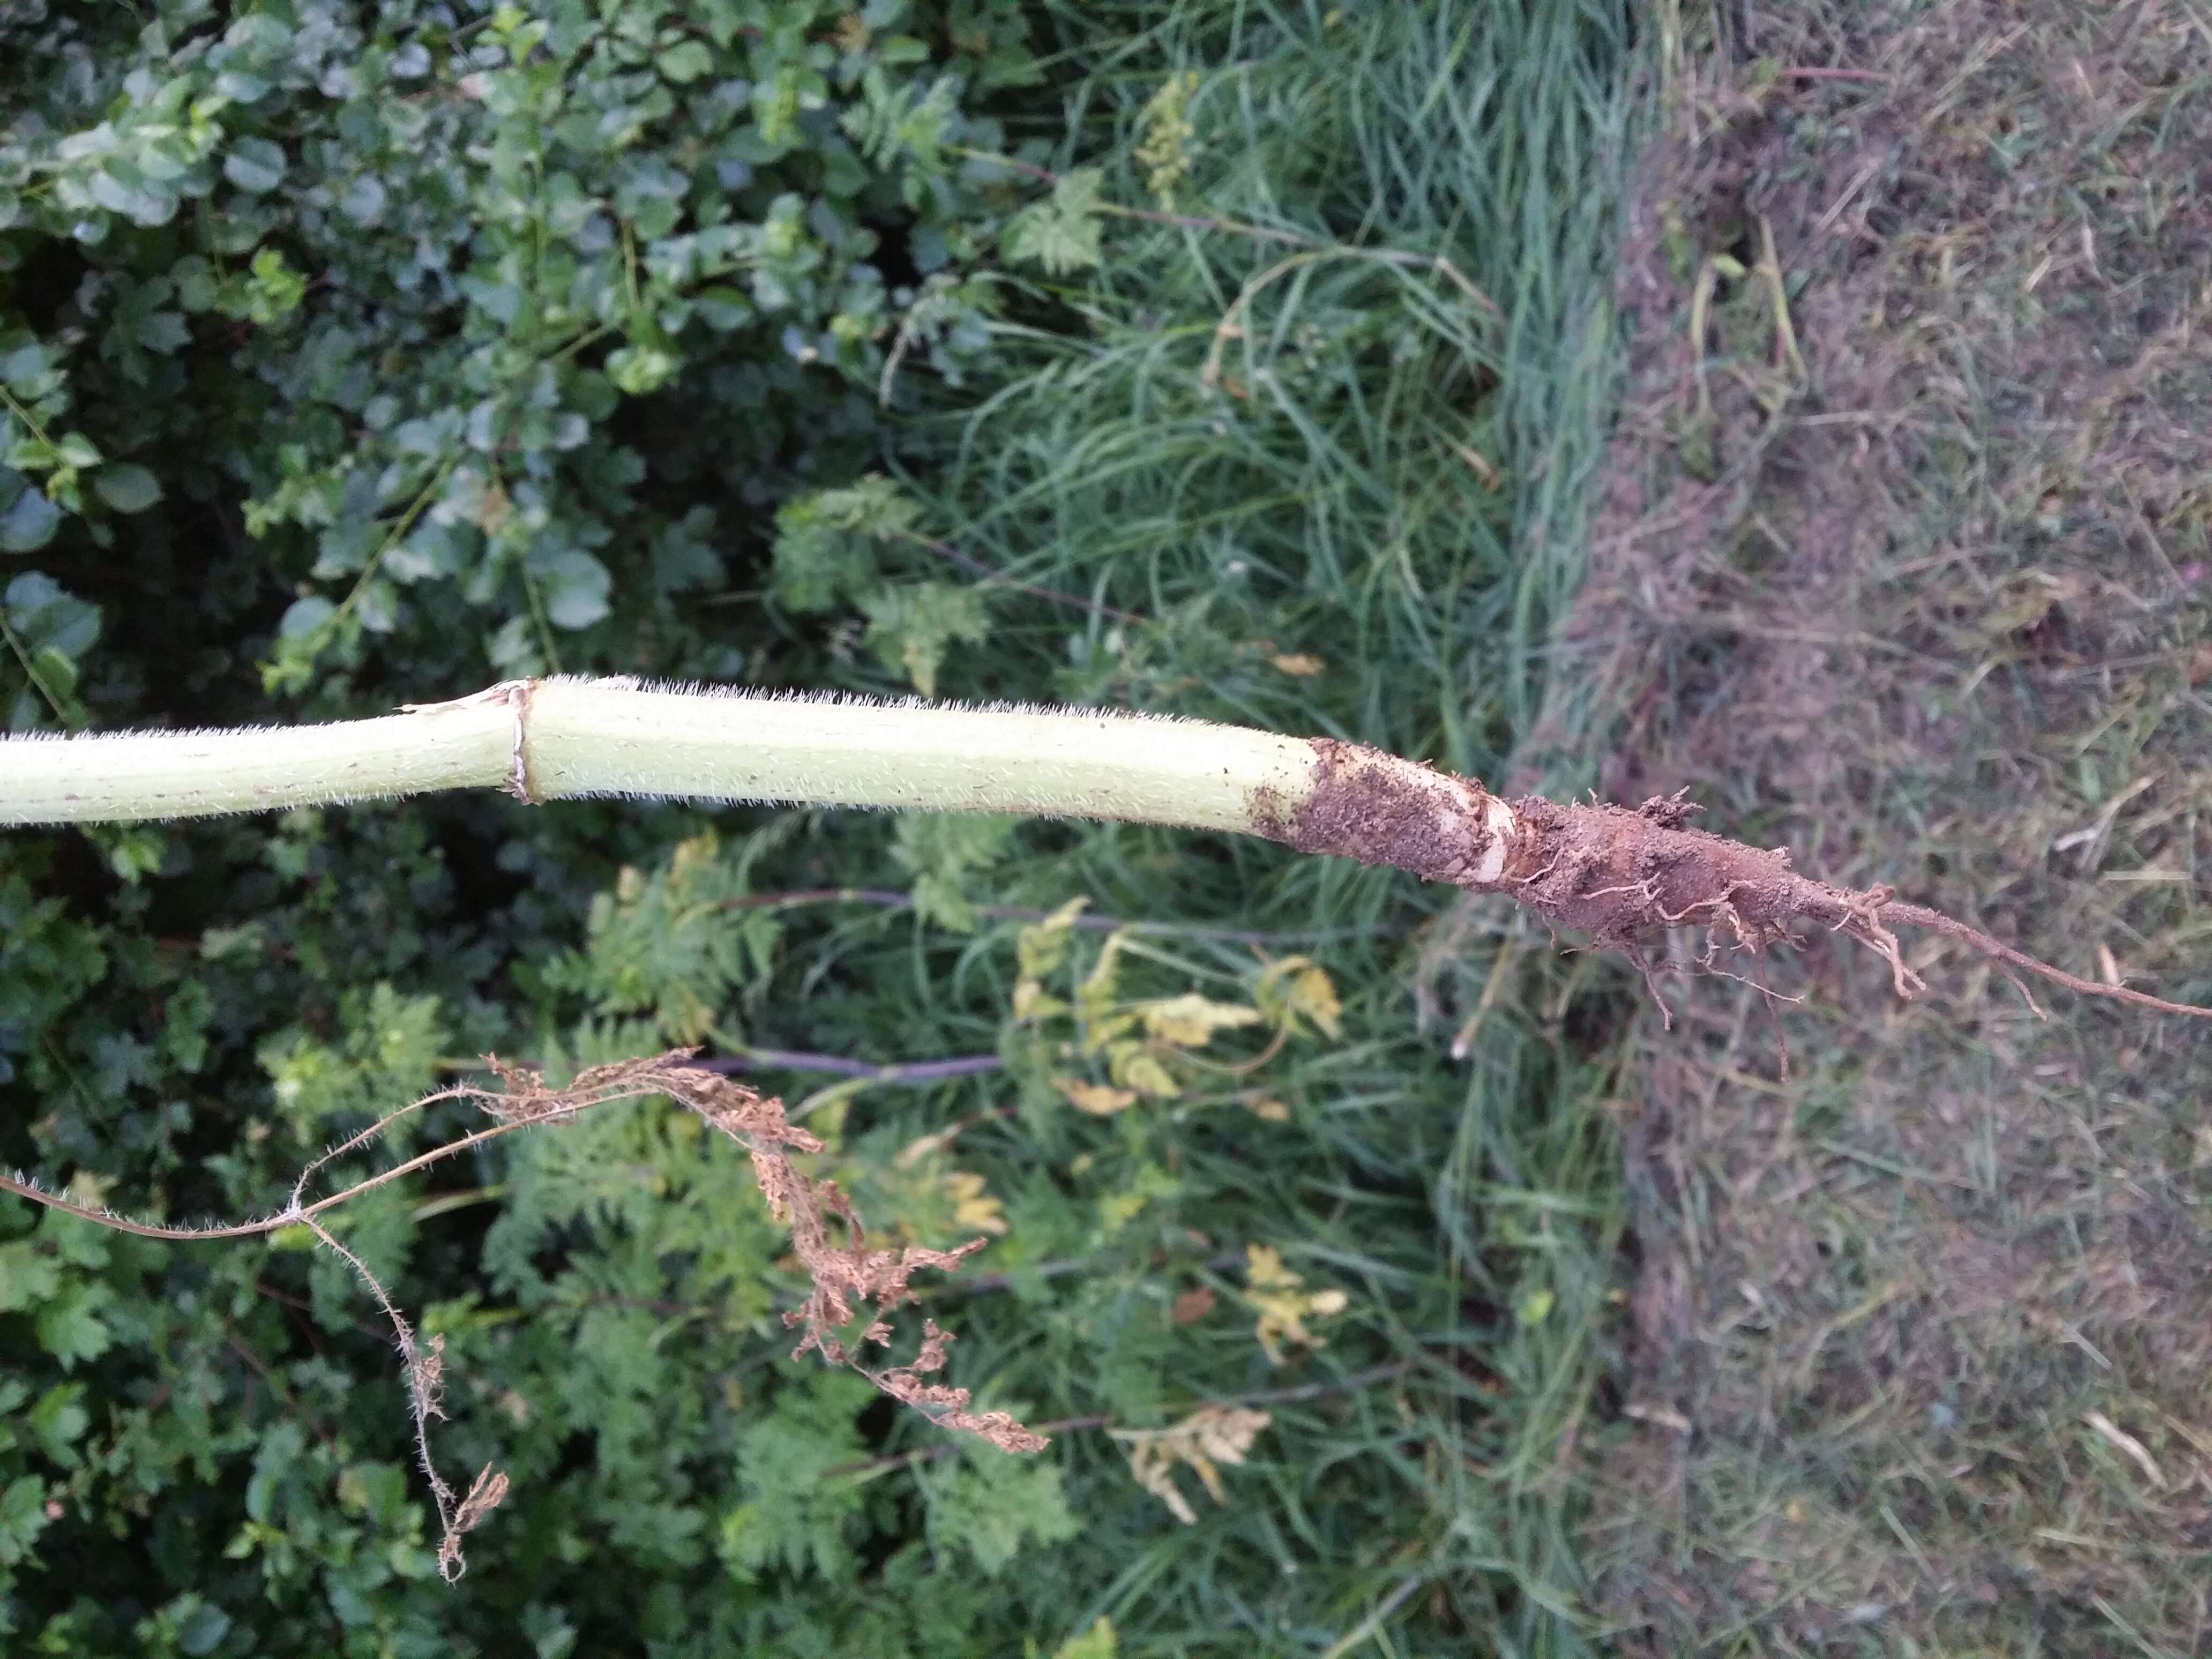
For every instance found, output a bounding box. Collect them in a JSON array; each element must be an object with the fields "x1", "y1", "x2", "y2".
[
  {"x1": 8, "y1": 677, "x2": 2200, "y2": 1020},
  {"x1": 0, "y1": 678, "x2": 1525, "y2": 887}
]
